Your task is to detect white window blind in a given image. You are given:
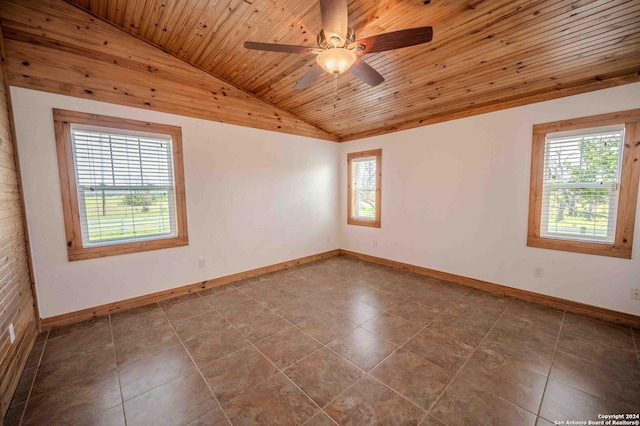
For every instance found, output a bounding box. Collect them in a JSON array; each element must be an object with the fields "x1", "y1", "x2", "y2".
[
  {"x1": 71, "y1": 125, "x2": 177, "y2": 247},
  {"x1": 351, "y1": 156, "x2": 377, "y2": 220},
  {"x1": 541, "y1": 126, "x2": 624, "y2": 243}
]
